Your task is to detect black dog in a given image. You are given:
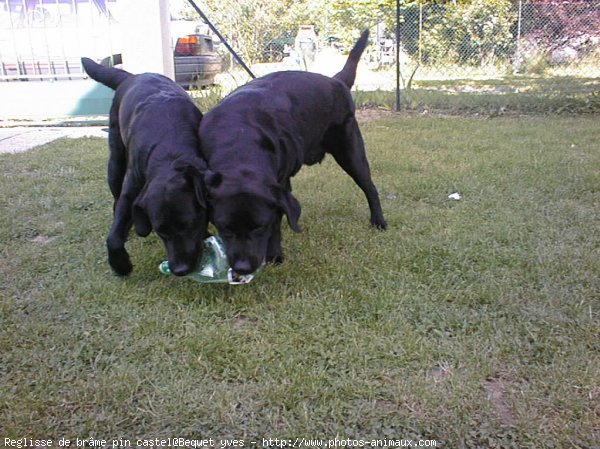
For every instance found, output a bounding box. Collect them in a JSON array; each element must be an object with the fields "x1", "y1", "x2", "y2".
[
  {"x1": 81, "y1": 58, "x2": 208, "y2": 276},
  {"x1": 198, "y1": 30, "x2": 387, "y2": 275}
]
